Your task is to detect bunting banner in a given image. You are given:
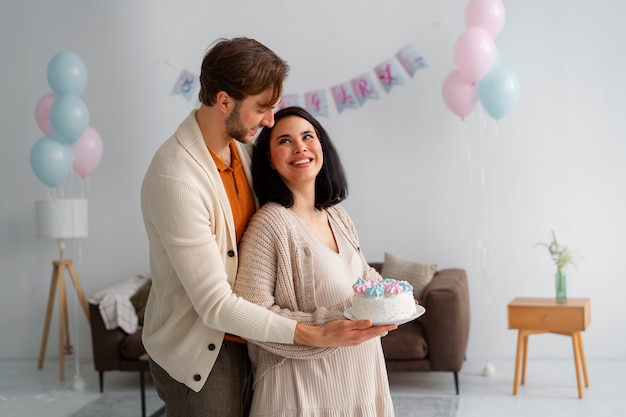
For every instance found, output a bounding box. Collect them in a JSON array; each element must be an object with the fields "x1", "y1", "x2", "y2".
[{"x1": 167, "y1": 40, "x2": 428, "y2": 117}]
